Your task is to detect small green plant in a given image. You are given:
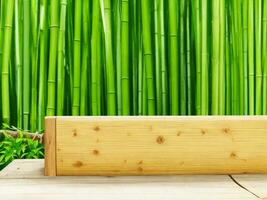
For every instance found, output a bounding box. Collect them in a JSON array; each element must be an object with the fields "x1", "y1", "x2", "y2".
[{"x1": 0, "y1": 131, "x2": 44, "y2": 170}]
